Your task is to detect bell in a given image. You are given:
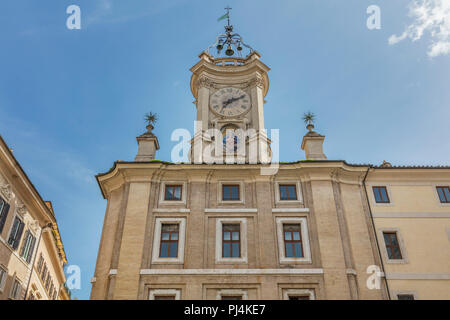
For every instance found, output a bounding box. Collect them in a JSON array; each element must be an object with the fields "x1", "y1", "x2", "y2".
[
  {"x1": 225, "y1": 45, "x2": 234, "y2": 56},
  {"x1": 216, "y1": 43, "x2": 223, "y2": 50},
  {"x1": 237, "y1": 44, "x2": 242, "y2": 51}
]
